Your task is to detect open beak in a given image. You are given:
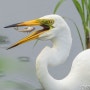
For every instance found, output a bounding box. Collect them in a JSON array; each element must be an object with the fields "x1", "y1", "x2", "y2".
[{"x1": 4, "y1": 19, "x2": 49, "y2": 49}]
